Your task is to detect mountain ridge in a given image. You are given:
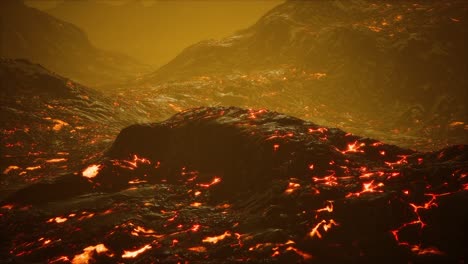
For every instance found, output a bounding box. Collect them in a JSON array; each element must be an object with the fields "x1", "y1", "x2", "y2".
[{"x1": 0, "y1": 0, "x2": 148, "y2": 86}]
